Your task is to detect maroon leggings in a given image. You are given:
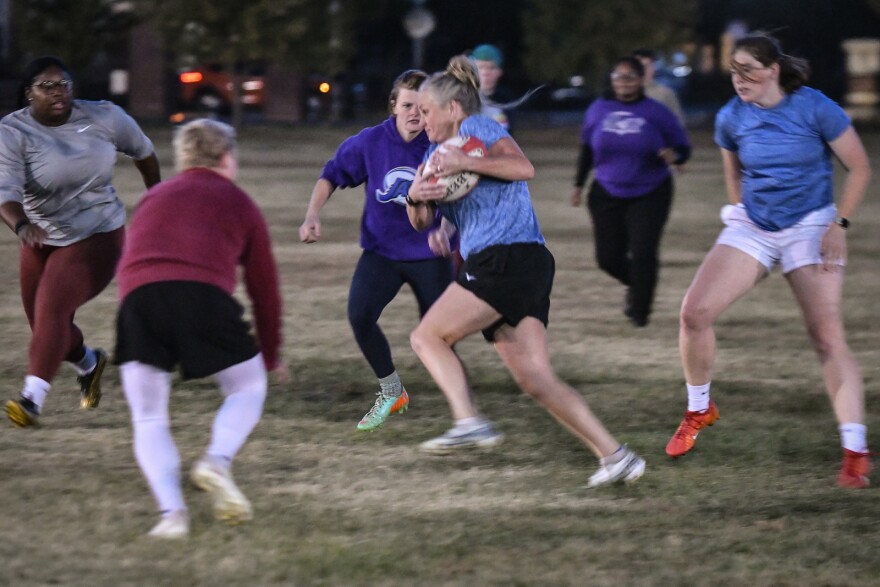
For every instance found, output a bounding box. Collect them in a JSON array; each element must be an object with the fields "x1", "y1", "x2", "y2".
[{"x1": 19, "y1": 227, "x2": 124, "y2": 382}]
